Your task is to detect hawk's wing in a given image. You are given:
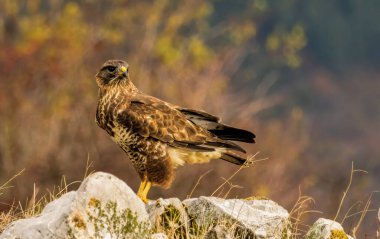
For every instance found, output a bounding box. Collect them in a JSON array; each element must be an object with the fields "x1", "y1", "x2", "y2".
[
  {"x1": 116, "y1": 95, "x2": 245, "y2": 152},
  {"x1": 176, "y1": 108, "x2": 256, "y2": 143}
]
